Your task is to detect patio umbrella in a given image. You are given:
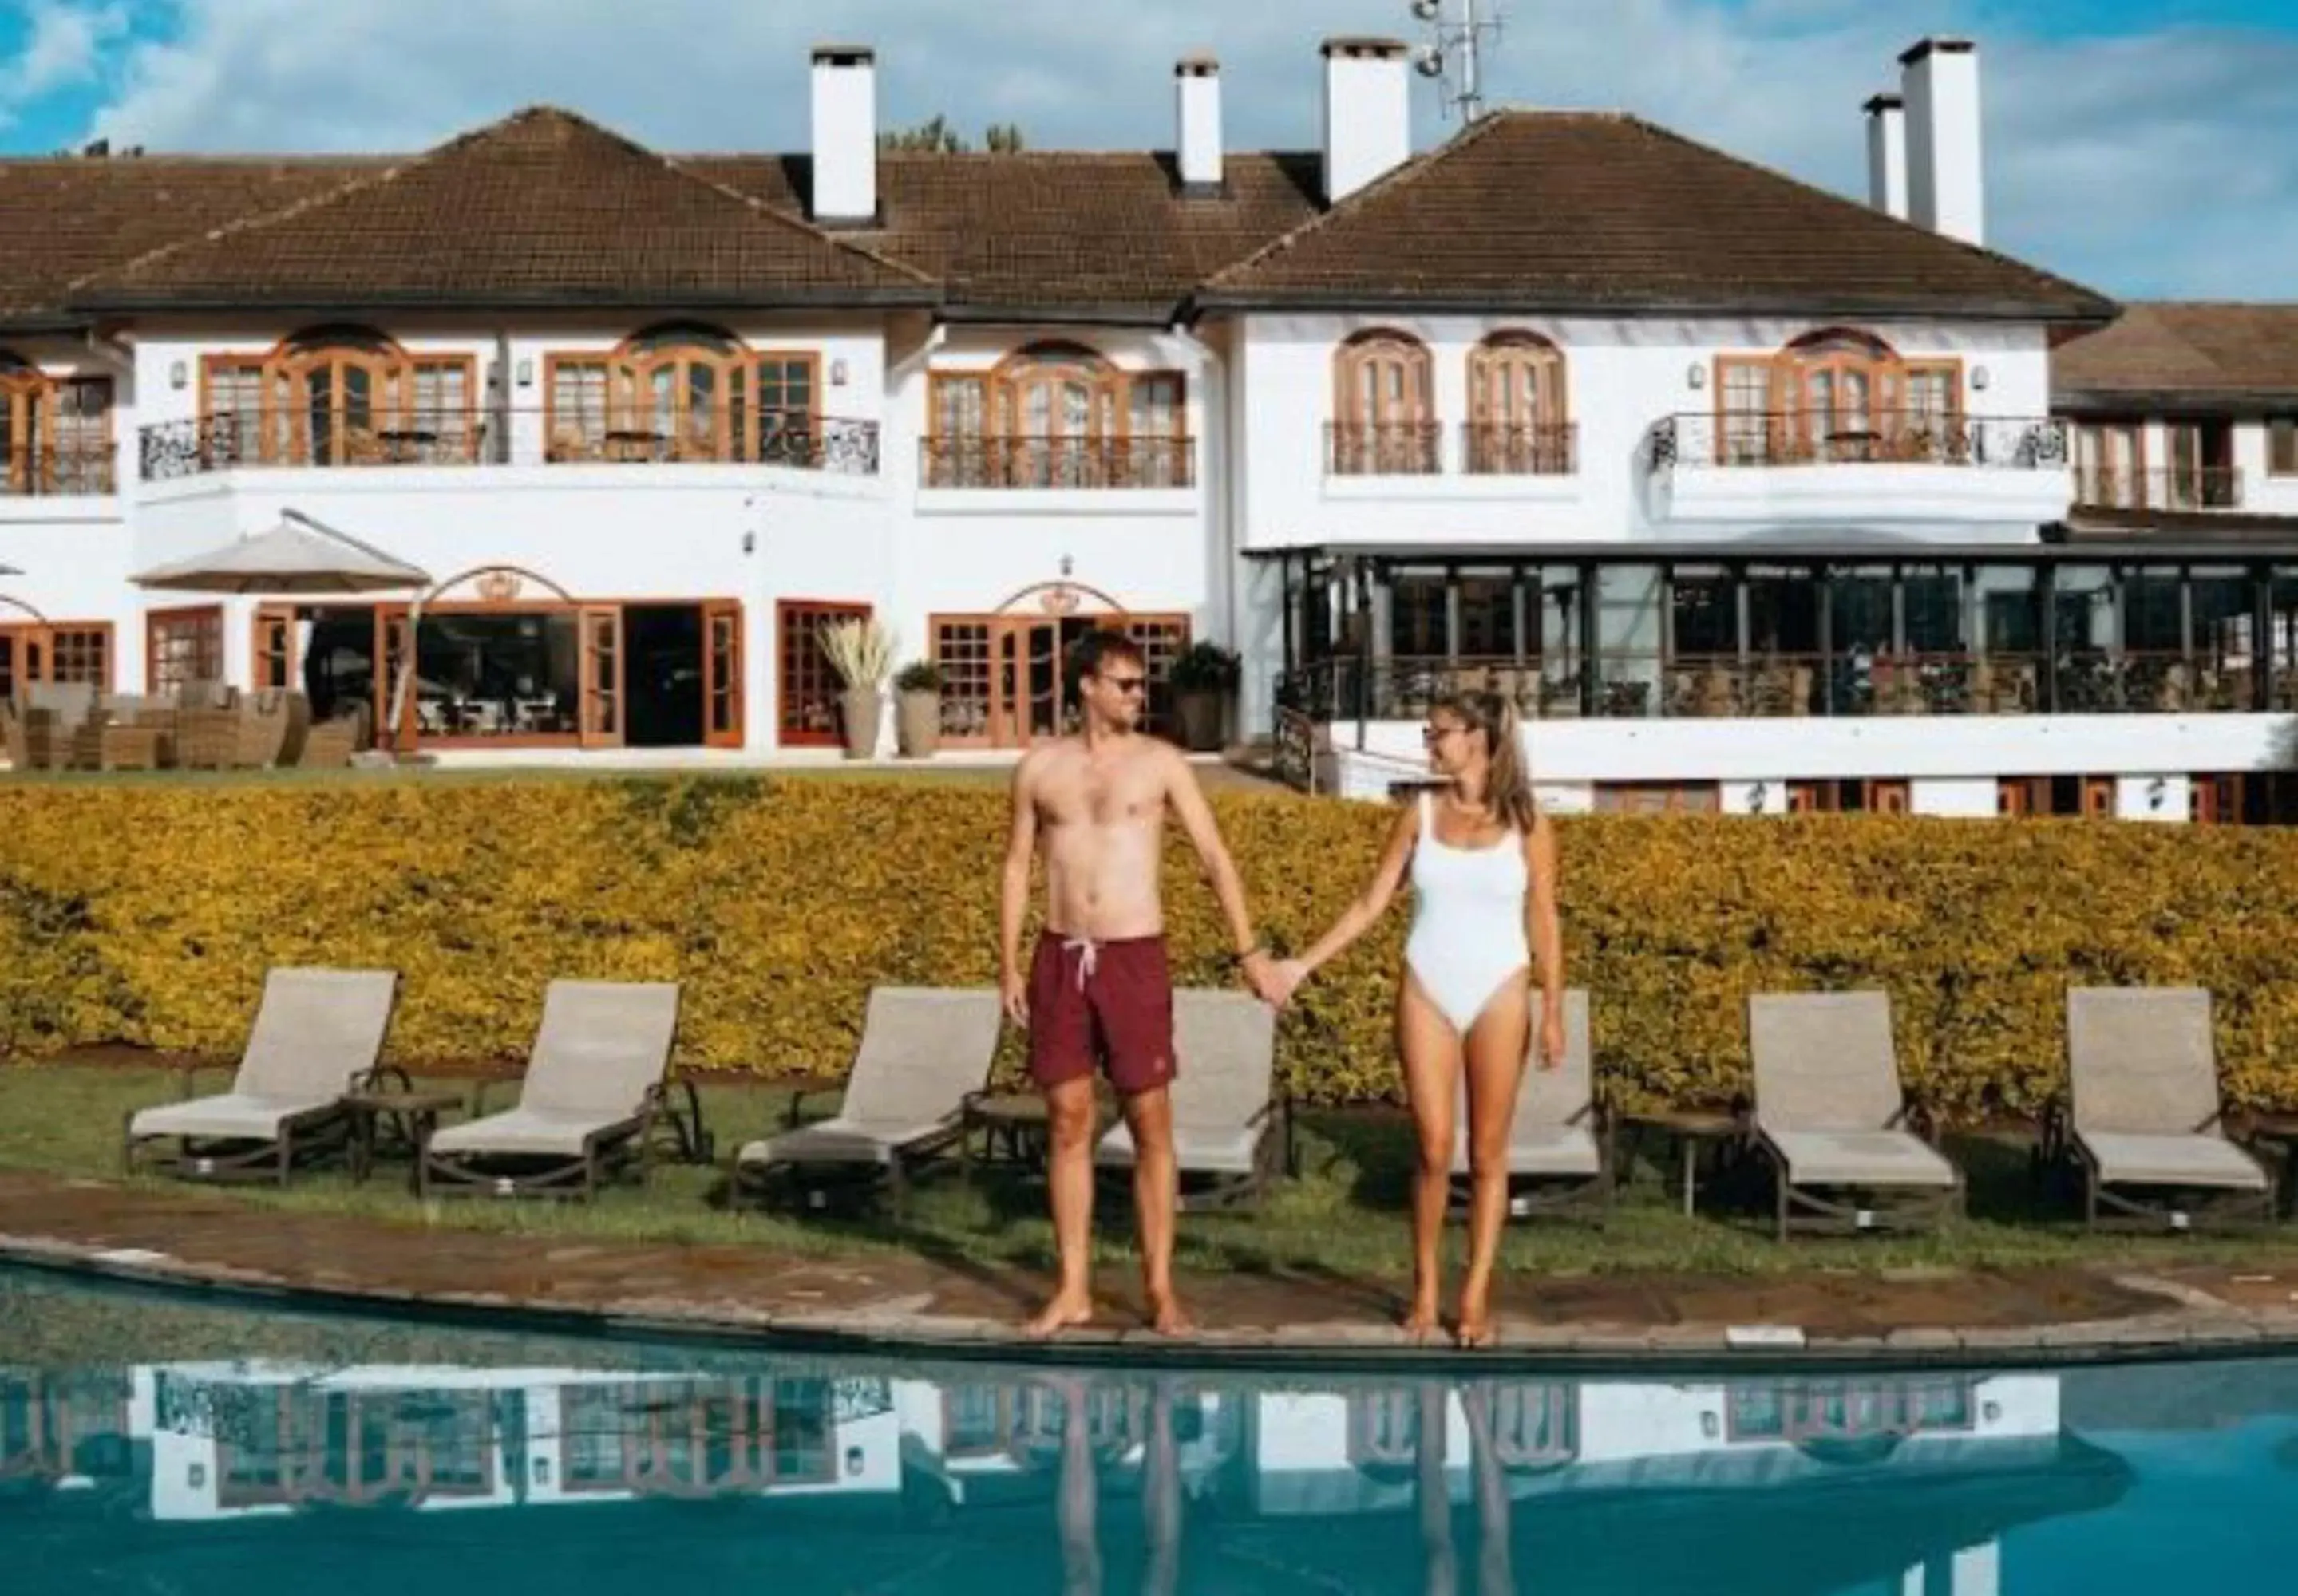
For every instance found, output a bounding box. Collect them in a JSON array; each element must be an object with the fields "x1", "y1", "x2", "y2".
[{"x1": 129, "y1": 509, "x2": 429, "y2": 595}]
